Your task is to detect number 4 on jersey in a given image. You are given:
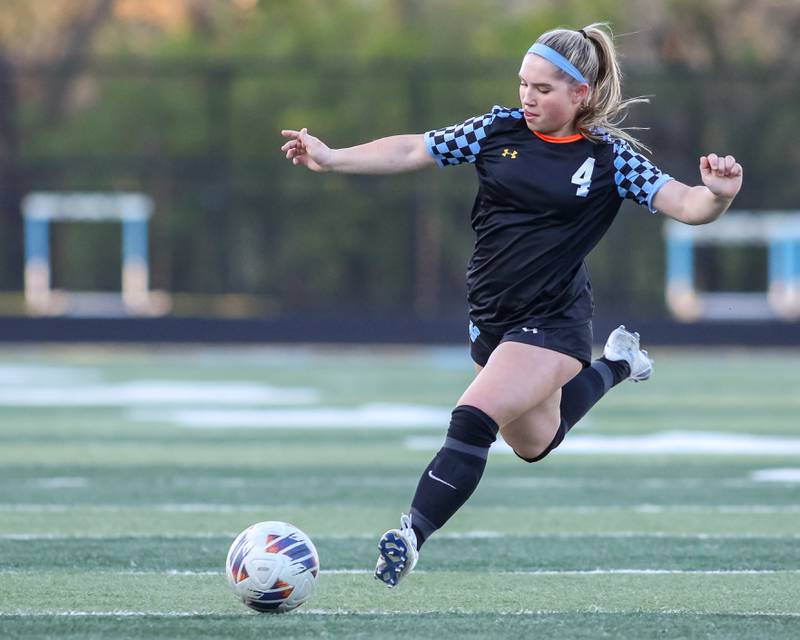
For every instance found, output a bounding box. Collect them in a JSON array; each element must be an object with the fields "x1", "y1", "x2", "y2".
[{"x1": 571, "y1": 157, "x2": 595, "y2": 197}]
